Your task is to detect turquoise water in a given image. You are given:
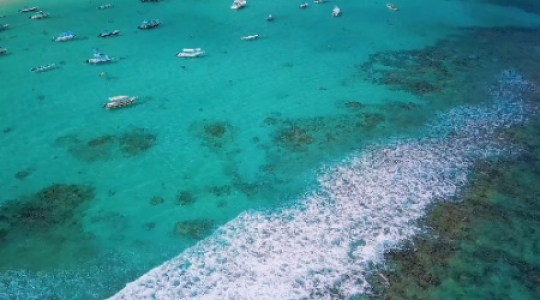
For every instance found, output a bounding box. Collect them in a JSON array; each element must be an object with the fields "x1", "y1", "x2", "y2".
[{"x1": 1, "y1": 0, "x2": 540, "y2": 299}]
